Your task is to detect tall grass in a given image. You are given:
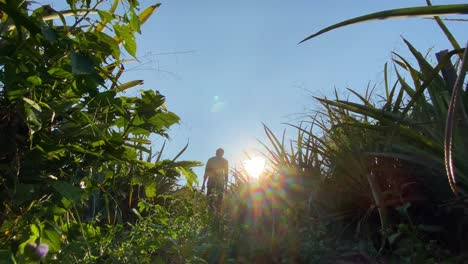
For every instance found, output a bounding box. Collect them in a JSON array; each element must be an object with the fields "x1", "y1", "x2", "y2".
[{"x1": 229, "y1": 9, "x2": 468, "y2": 260}]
